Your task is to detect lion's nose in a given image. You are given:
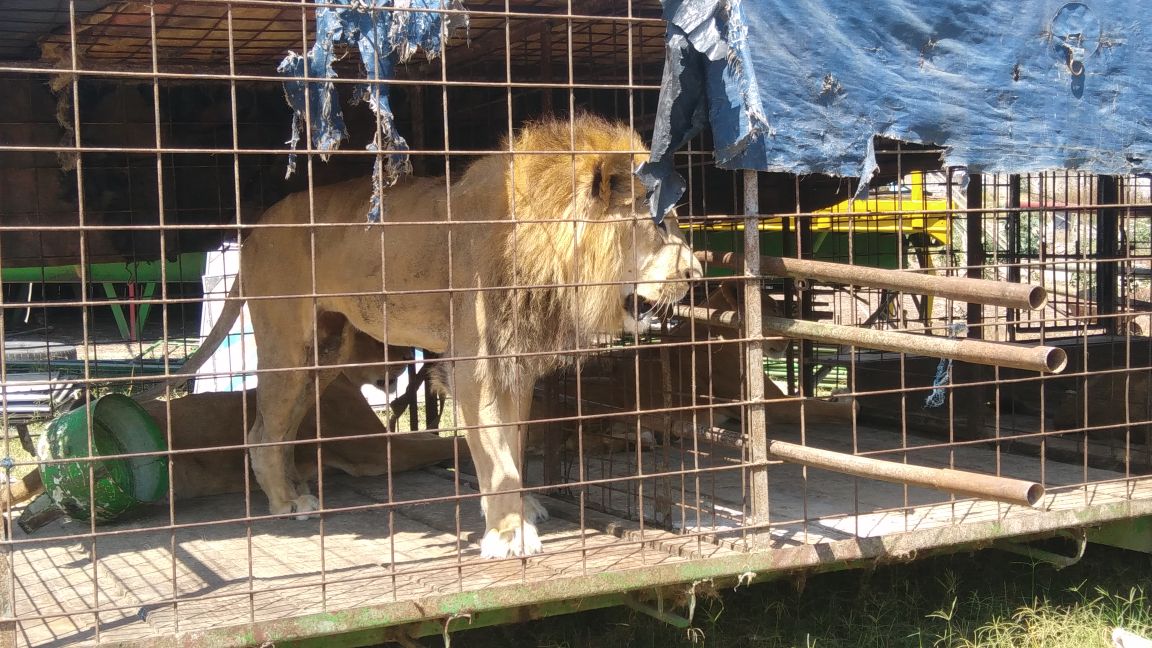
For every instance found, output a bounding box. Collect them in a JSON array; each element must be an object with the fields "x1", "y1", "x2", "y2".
[{"x1": 683, "y1": 257, "x2": 703, "y2": 280}]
